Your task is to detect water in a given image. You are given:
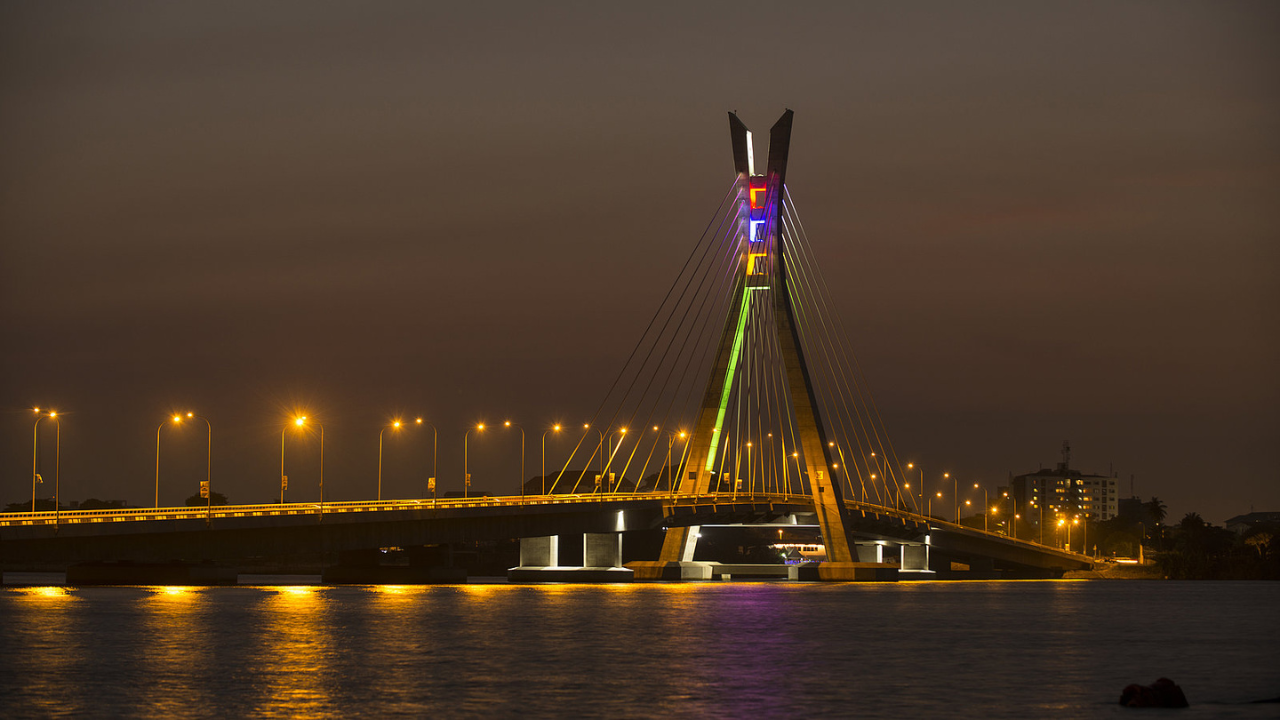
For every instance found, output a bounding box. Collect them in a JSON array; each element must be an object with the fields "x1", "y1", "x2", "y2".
[{"x1": 1, "y1": 578, "x2": 1276, "y2": 718}]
